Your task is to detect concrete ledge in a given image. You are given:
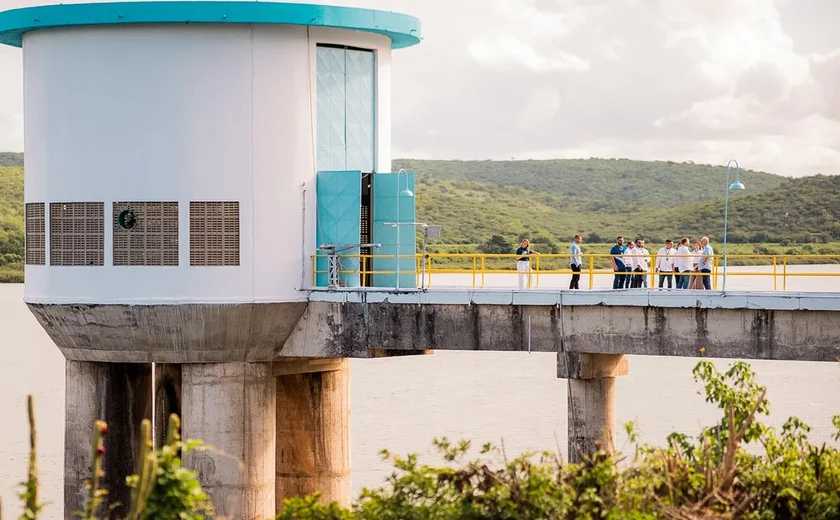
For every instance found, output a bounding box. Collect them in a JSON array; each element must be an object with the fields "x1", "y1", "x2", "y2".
[
  {"x1": 558, "y1": 353, "x2": 629, "y2": 379},
  {"x1": 28, "y1": 302, "x2": 307, "y2": 363},
  {"x1": 273, "y1": 358, "x2": 344, "y2": 376}
]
